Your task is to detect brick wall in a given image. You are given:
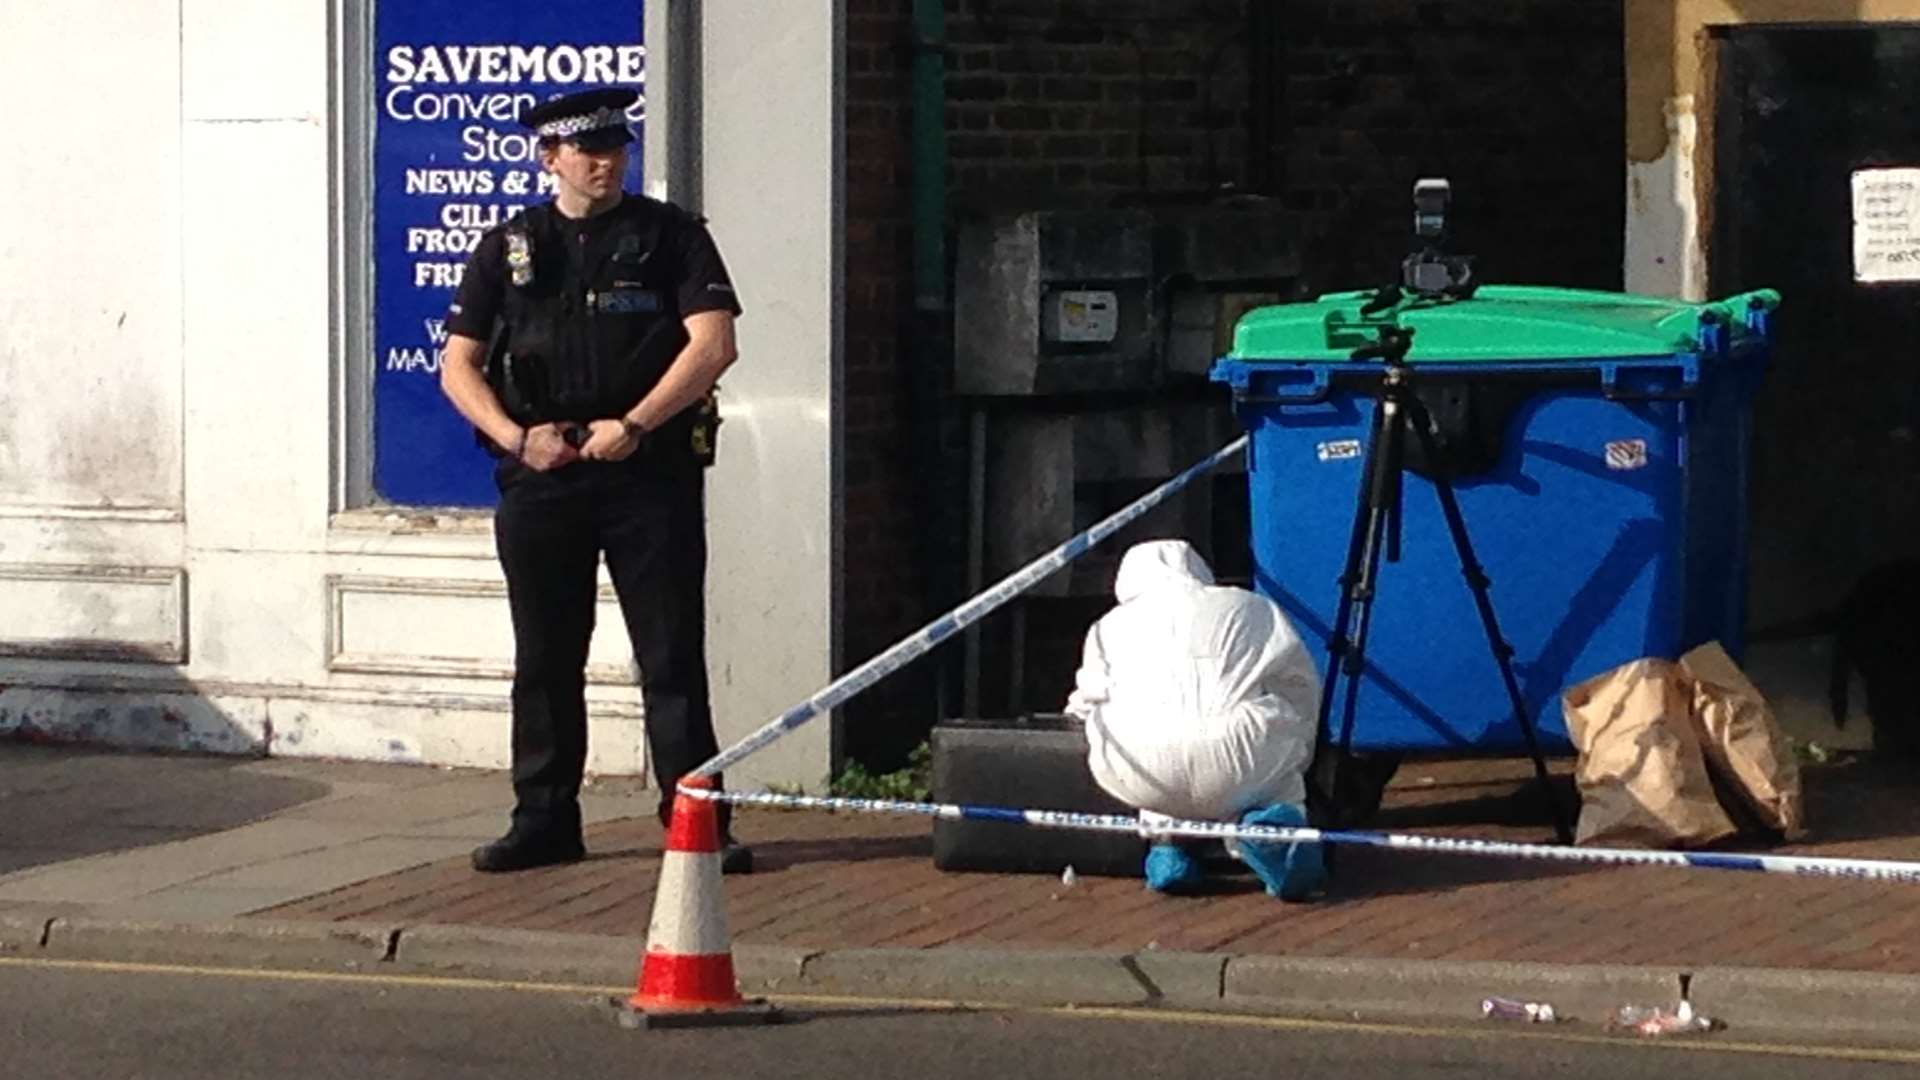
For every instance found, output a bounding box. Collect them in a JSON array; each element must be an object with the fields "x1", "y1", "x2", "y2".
[
  {"x1": 838, "y1": 0, "x2": 1625, "y2": 769},
  {"x1": 840, "y1": 2, "x2": 921, "y2": 772},
  {"x1": 941, "y1": 0, "x2": 1255, "y2": 209}
]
